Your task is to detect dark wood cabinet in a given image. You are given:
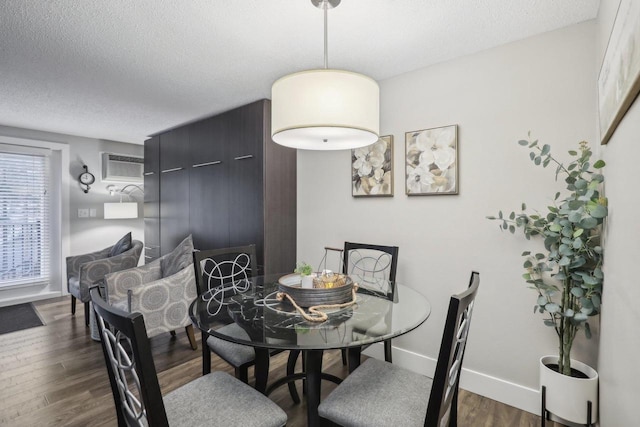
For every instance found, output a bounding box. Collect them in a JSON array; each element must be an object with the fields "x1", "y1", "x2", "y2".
[
  {"x1": 143, "y1": 136, "x2": 160, "y2": 263},
  {"x1": 145, "y1": 99, "x2": 296, "y2": 274},
  {"x1": 189, "y1": 116, "x2": 229, "y2": 250},
  {"x1": 159, "y1": 127, "x2": 190, "y2": 256}
]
